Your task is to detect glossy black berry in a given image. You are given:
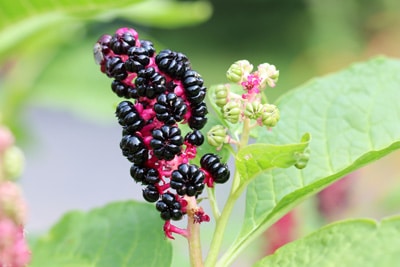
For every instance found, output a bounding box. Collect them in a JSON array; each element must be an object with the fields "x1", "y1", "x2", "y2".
[
  {"x1": 182, "y1": 70, "x2": 206, "y2": 104},
  {"x1": 143, "y1": 185, "x2": 160, "y2": 203},
  {"x1": 116, "y1": 101, "x2": 144, "y2": 133},
  {"x1": 170, "y1": 163, "x2": 205, "y2": 196},
  {"x1": 135, "y1": 67, "x2": 166, "y2": 99},
  {"x1": 105, "y1": 57, "x2": 127, "y2": 80},
  {"x1": 155, "y1": 49, "x2": 191, "y2": 79},
  {"x1": 189, "y1": 115, "x2": 207, "y2": 130},
  {"x1": 109, "y1": 32, "x2": 136, "y2": 54},
  {"x1": 191, "y1": 102, "x2": 208, "y2": 117},
  {"x1": 130, "y1": 165, "x2": 146, "y2": 183},
  {"x1": 200, "y1": 153, "x2": 230, "y2": 184},
  {"x1": 154, "y1": 93, "x2": 187, "y2": 125},
  {"x1": 184, "y1": 130, "x2": 204, "y2": 146},
  {"x1": 111, "y1": 80, "x2": 139, "y2": 99},
  {"x1": 140, "y1": 40, "x2": 156, "y2": 57},
  {"x1": 150, "y1": 125, "x2": 183, "y2": 160},
  {"x1": 120, "y1": 134, "x2": 148, "y2": 165},
  {"x1": 125, "y1": 46, "x2": 150, "y2": 73},
  {"x1": 156, "y1": 193, "x2": 183, "y2": 221}
]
